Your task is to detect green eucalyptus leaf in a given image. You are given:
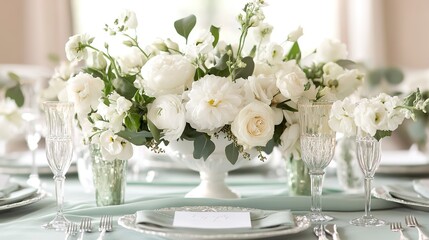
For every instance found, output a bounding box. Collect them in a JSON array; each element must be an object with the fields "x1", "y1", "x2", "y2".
[
  {"x1": 336, "y1": 59, "x2": 357, "y2": 69},
  {"x1": 276, "y1": 101, "x2": 297, "y2": 112},
  {"x1": 262, "y1": 139, "x2": 275, "y2": 155},
  {"x1": 225, "y1": 143, "x2": 239, "y2": 164},
  {"x1": 7, "y1": 72, "x2": 20, "y2": 82},
  {"x1": 193, "y1": 135, "x2": 215, "y2": 160},
  {"x1": 174, "y1": 14, "x2": 196, "y2": 42},
  {"x1": 234, "y1": 56, "x2": 254, "y2": 80},
  {"x1": 367, "y1": 69, "x2": 383, "y2": 87},
  {"x1": 384, "y1": 67, "x2": 404, "y2": 85},
  {"x1": 112, "y1": 76, "x2": 138, "y2": 100},
  {"x1": 5, "y1": 84, "x2": 24, "y2": 107},
  {"x1": 124, "y1": 112, "x2": 141, "y2": 132},
  {"x1": 181, "y1": 123, "x2": 204, "y2": 141},
  {"x1": 117, "y1": 129, "x2": 152, "y2": 145},
  {"x1": 374, "y1": 130, "x2": 392, "y2": 141},
  {"x1": 147, "y1": 119, "x2": 161, "y2": 142},
  {"x1": 284, "y1": 42, "x2": 301, "y2": 62},
  {"x1": 210, "y1": 25, "x2": 220, "y2": 47},
  {"x1": 194, "y1": 67, "x2": 205, "y2": 81}
]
